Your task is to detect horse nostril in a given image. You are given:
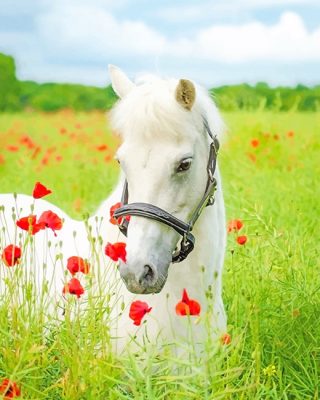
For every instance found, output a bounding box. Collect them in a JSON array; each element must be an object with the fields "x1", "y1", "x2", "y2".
[{"x1": 139, "y1": 264, "x2": 155, "y2": 286}]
